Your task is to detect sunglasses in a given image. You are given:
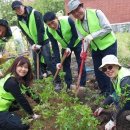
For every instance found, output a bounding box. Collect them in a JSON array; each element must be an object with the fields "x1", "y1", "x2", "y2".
[{"x1": 102, "y1": 65, "x2": 113, "y2": 72}]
